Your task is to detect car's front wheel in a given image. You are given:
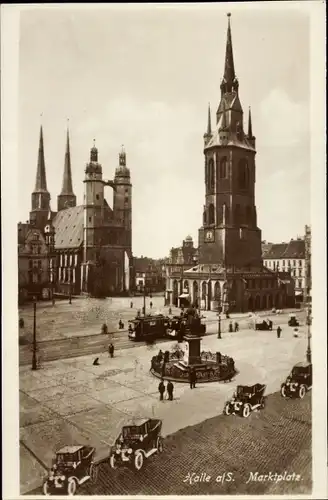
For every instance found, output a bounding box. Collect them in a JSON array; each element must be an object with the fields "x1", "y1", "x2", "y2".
[
  {"x1": 42, "y1": 481, "x2": 51, "y2": 496},
  {"x1": 109, "y1": 455, "x2": 117, "y2": 469},
  {"x1": 299, "y1": 384, "x2": 306, "y2": 399},
  {"x1": 67, "y1": 478, "x2": 77, "y2": 496},
  {"x1": 156, "y1": 436, "x2": 164, "y2": 453},
  {"x1": 134, "y1": 451, "x2": 144, "y2": 471},
  {"x1": 89, "y1": 463, "x2": 98, "y2": 482},
  {"x1": 280, "y1": 384, "x2": 287, "y2": 398},
  {"x1": 242, "y1": 404, "x2": 251, "y2": 418},
  {"x1": 224, "y1": 404, "x2": 231, "y2": 415}
]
